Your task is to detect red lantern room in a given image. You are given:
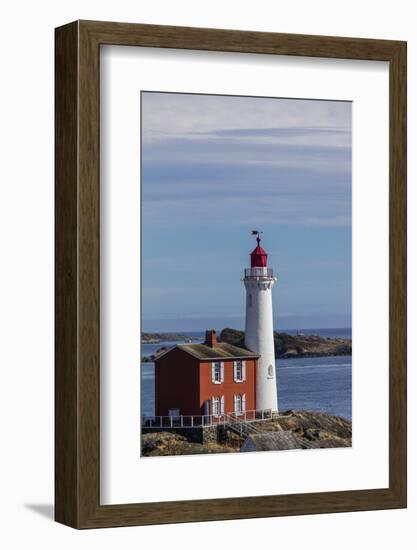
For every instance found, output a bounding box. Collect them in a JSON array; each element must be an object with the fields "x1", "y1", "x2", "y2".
[{"x1": 250, "y1": 234, "x2": 268, "y2": 268}]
